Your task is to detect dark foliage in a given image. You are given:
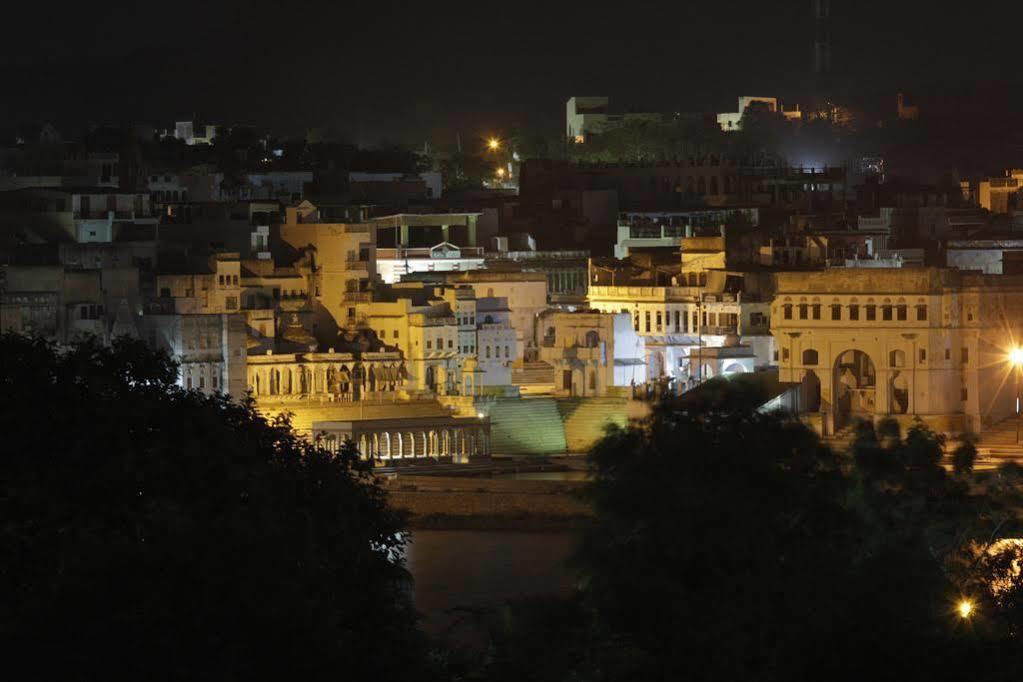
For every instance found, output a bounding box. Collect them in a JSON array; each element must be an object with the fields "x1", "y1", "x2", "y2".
[
  {"x1": 0, "y1": 335, "x2": 434, "y2": 681},
  {"x1": 476, "y1": 391, "x2": 1023, "y2": 681}
]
